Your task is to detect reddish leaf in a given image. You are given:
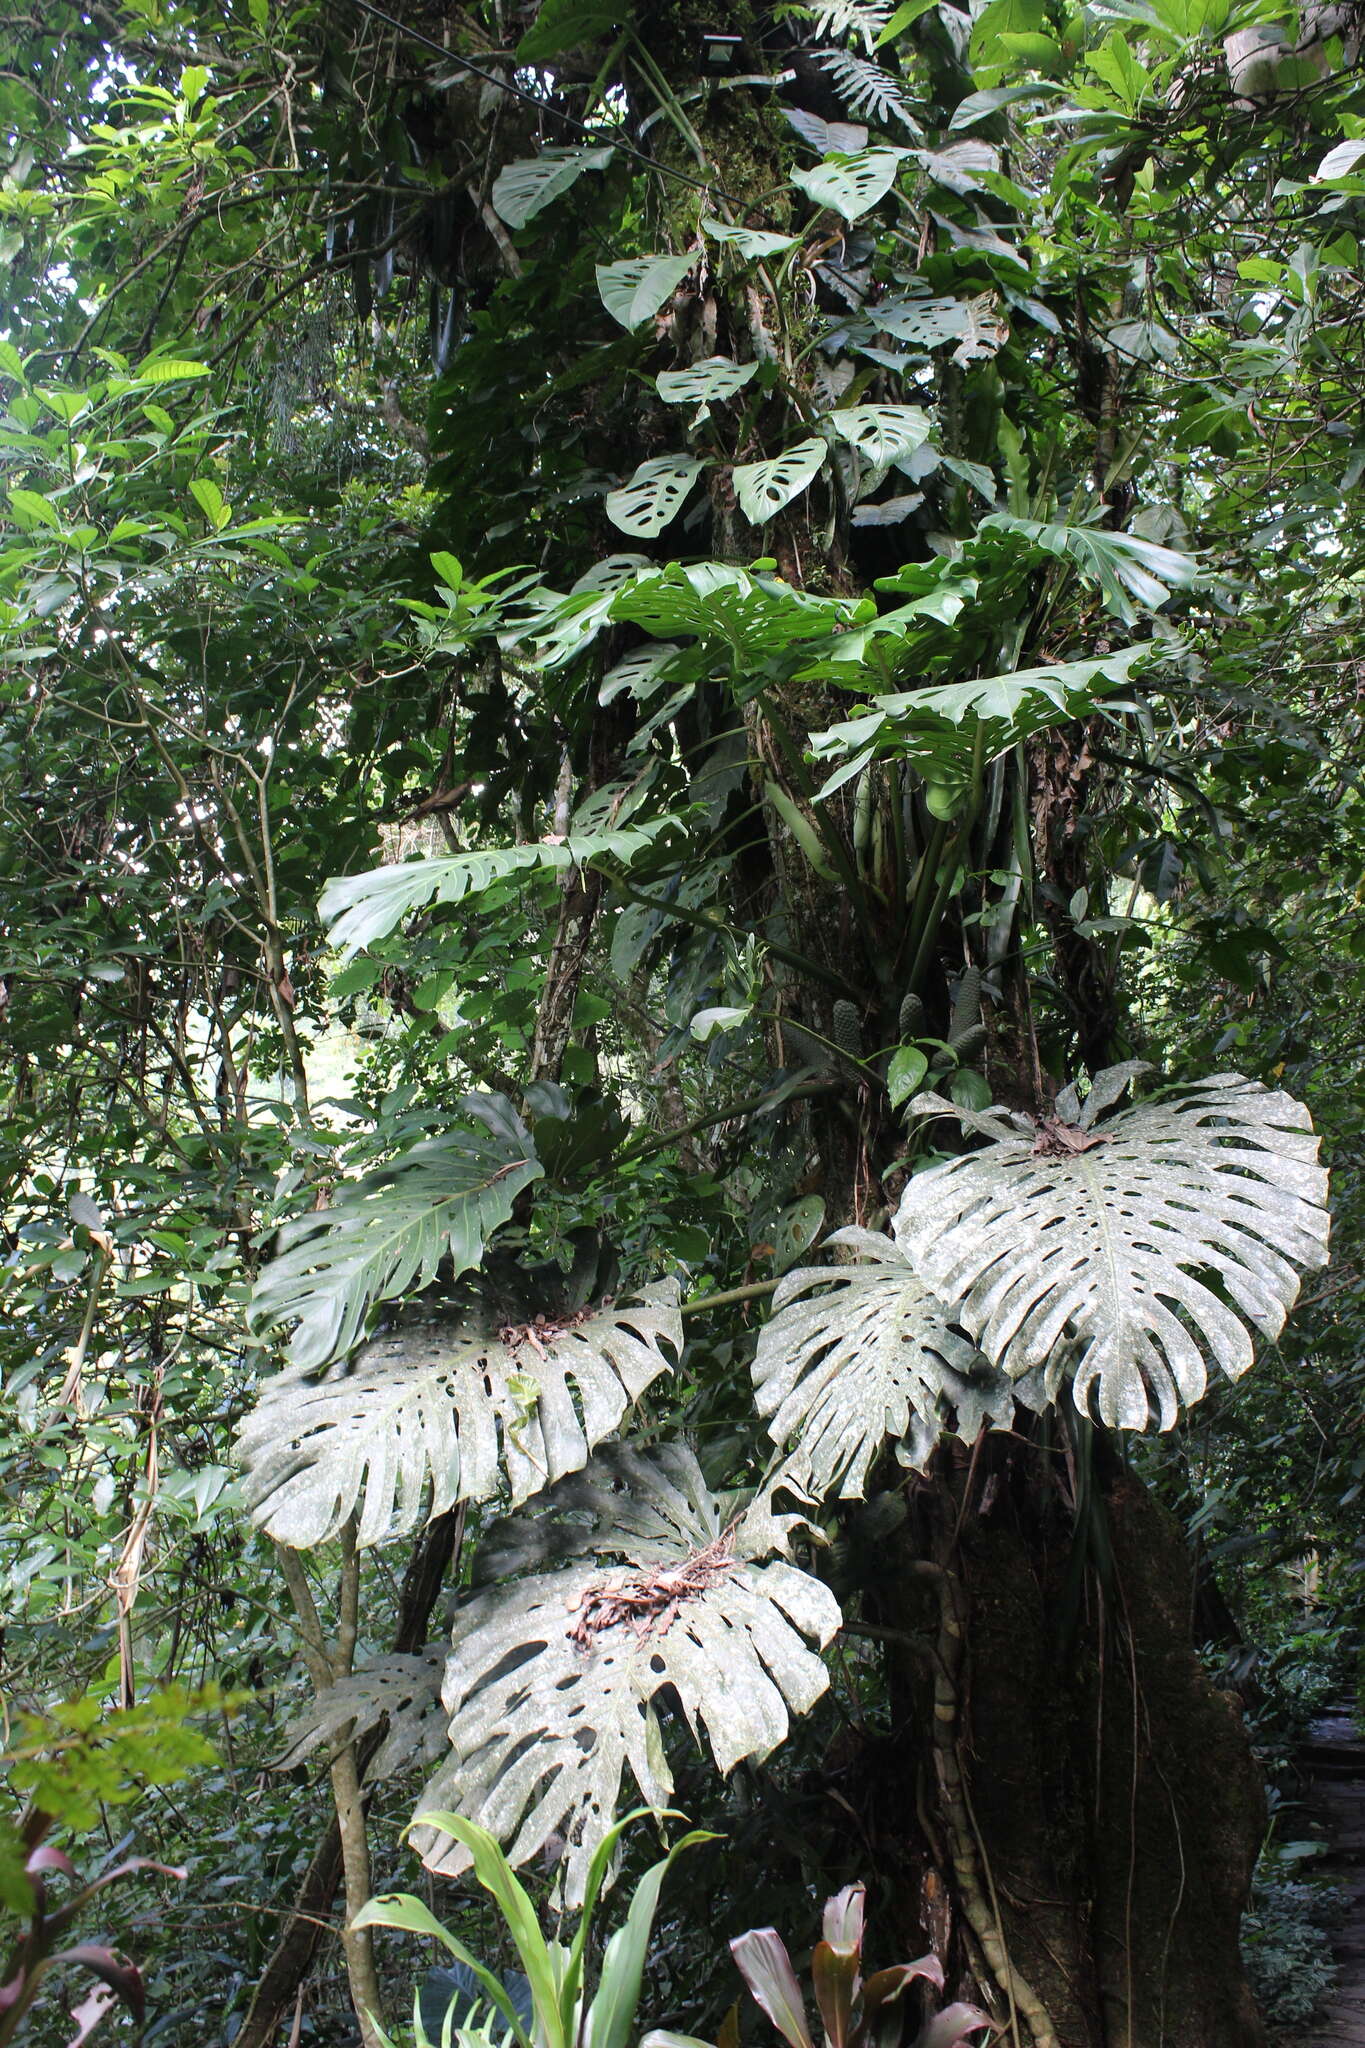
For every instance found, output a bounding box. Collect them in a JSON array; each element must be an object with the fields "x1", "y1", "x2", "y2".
[
  {"x1": 812, "y1": 1940, "x2": 860, "y2": 2048},
  {"x1": 821, "y1": 1884, "x2": 865, "y2": 1956},
  {"x1": 912, "y1": 2003, "x2": 995, "y2": 2048},
  {"x1": 50, "y1": 1948, "x2": 145, "y2": 2025},
  {"x1": 863, "y1": 1955, "x2": 944, "y2": 2021},
  {"x1": 67, "y1": 1984, "x2": 116, "y2": 2047},
  {"x1": 731, "y1": 1930, "x2": 815, "y2": 2048}
]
